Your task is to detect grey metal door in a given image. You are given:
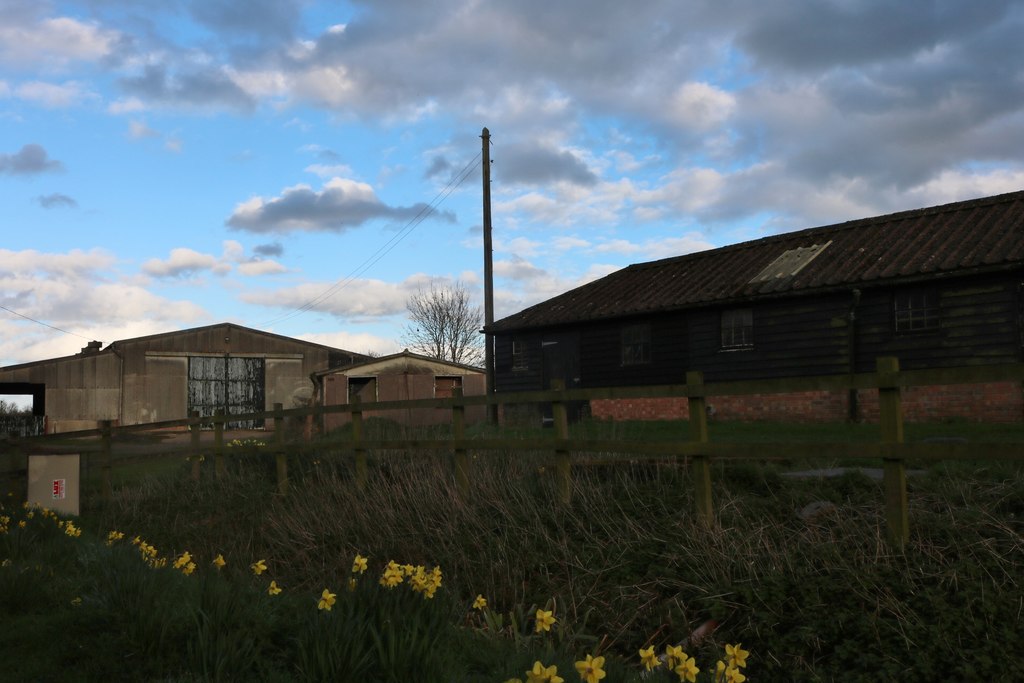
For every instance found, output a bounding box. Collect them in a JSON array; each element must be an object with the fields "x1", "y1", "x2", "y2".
[{"x1": 188, "y1": 356, "x2": 265, "y2": 429}]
